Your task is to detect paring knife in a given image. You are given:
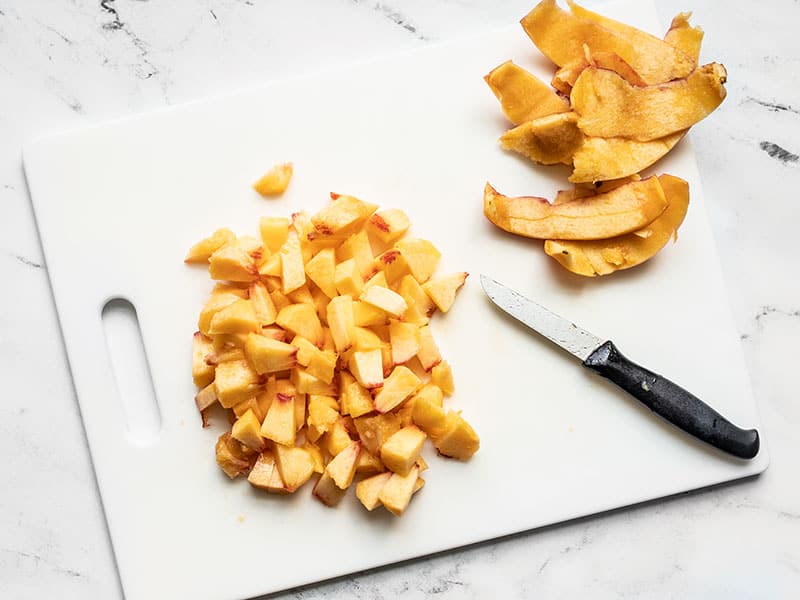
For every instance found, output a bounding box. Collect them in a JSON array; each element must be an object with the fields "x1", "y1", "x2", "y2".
[{"x1": 480, "y1": 275, "x2": 760, "y2": 460}]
